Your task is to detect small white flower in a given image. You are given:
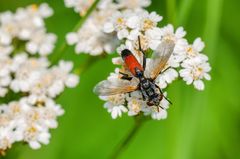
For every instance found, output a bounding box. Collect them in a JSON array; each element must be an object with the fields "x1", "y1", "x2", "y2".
[
  {"x1": 0, "y1": 45, "x2": 13, "y2": 56},
  {"x1": 66, "y1": 32, "x2": 79, "y2": 45},
  {"x1": 150, "y1": 109, "x2": 168, "y2": 120},
  {"x1": 0, "y1": 128, "x2": 13, "y2": 150},
  {"x1": 112, "y1": 57, "x2": 124, "y2": 65},
  {"x1": 107, "y1": 11, "x2": 127, "y2": 31},
  {"x1": 64, "y1": 0, "x2": 95, "y2": 16},
  {"x1": 103, "y1": 22, "x2": 115, "y2": 33},
  {"x1": 37, "y1": 3, "x2": 53, "y2": 18},
  {"x1": 67, "y1": 8, "x2": 119, "y2": 55},
  {"x1": 0, "y1": 56, "x2": 12, "y2": 77},
  {"x1": 23, "y1": 125, "x2": 50, "y2": 149},
  {"x1": 0, "y1": 88, "x2": 8, "y2": 97},
  {"x1": 111, "y1": 105, "x2": 128, "y2": 119},
  {"x1": 180, "y1": 56, "x2": 211, "y2": 90},
  {"x1": 155, "y1": 67, "x2": 178, "y2": 89},
  {"x1": 117, "y1": 0, "x2": 151, "y2": 9},
  {"x1": 0, "y1": 56, "x2": 12, "y2": 97},
  {"x1": 101, "y1": 94, "x2": 128, "y2": 119},
  {"x1": 140, "y1": 11, "x2": 162, "y2": 31},
  {"x1": 160, "y1": 24, "x2": 186, "y2": 42},
  {"x1": 26, "y1": 29, "x2": 57, "y2": 56},
  {"x1": 0, "y1": 30, "x2": 12, "y2": 45},
  {"x1": 10, "y1": 55, "x2": 48, "y2": 92},
  {"x1": 142, "y1": 93, "x2": 169, "y2": 120},
  {"x1": 126, "y1": 93, "x2": 145, "y2": 116},
  {"x1": 126, "y1": 15, "x2": 141, "y2": 30},
  {"x1": 51, "y1": 60, "x2": 79, "y2": 88},
  {"x1": 182, "y1": 38, "x2": 205, "y2": 58},
  {"x1": 116, "y1": 42, "x2": 134, "y2": 54}
]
